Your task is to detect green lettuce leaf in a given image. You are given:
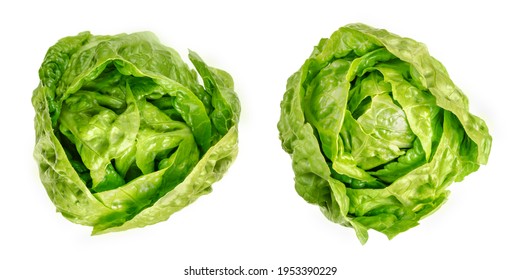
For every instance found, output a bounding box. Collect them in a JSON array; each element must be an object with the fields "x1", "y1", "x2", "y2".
[
  {"x1": 278, "y1": 23, "x2": 491, "y2": 244},
  {"x1": 33, "y1": 31, "x2": 240, "y2": 234}
]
